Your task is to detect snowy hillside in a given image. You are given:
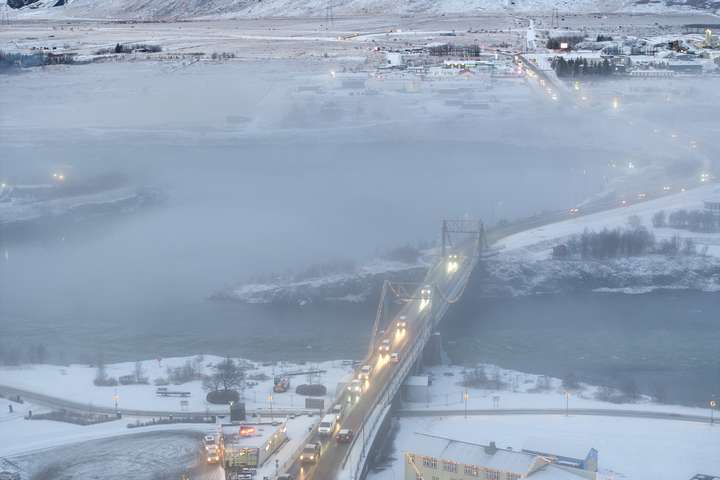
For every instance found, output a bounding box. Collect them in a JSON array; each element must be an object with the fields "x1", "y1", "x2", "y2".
[{"x1": 10, "y1": 0, "x2": 713, "y2": 20}]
